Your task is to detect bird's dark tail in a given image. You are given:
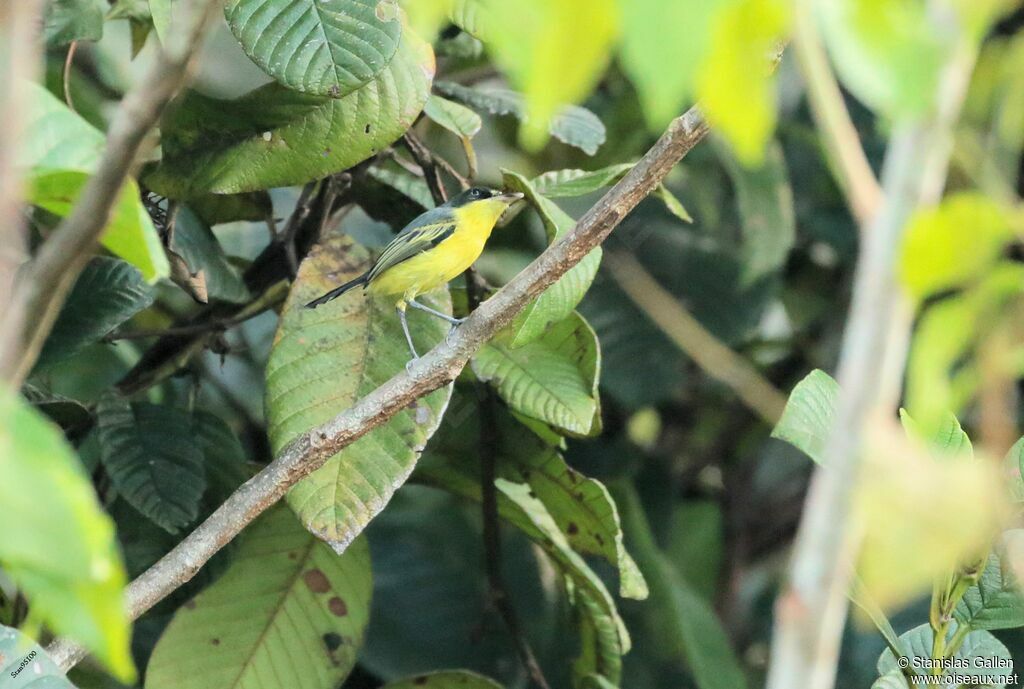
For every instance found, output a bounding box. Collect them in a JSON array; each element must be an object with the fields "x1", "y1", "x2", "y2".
[{"x1": 304, "y1": 273, "x2": 369, "y2": 309}]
